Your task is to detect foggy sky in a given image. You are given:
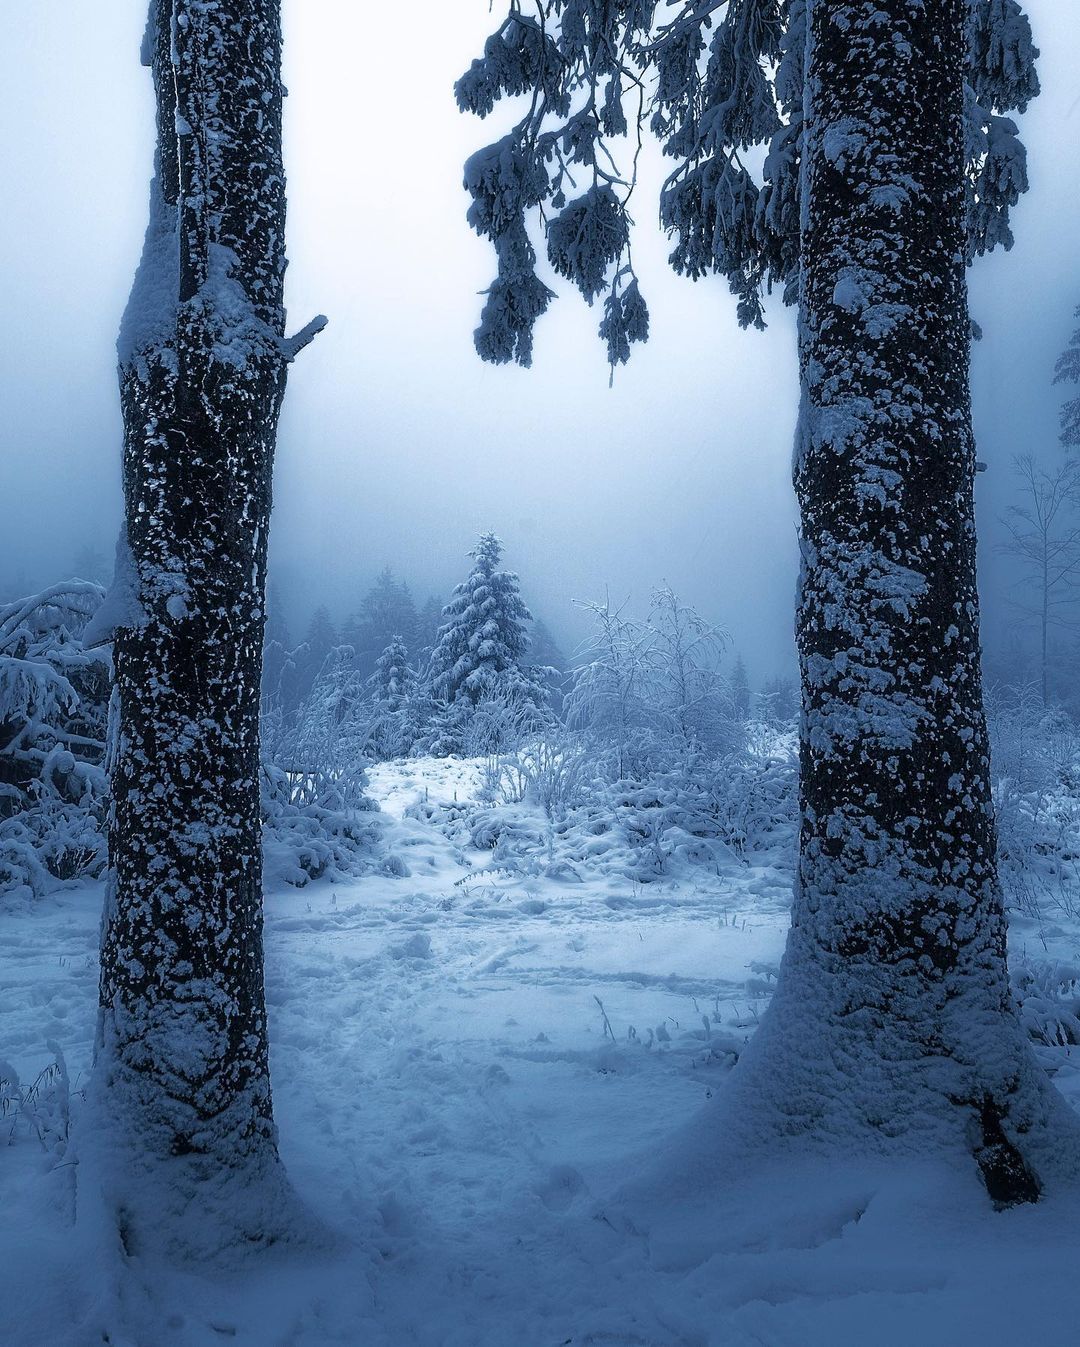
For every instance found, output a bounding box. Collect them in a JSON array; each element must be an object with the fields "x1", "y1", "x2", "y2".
[{"x1": 1, "y1": 2, "x2": 1077, "y2": 680}]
